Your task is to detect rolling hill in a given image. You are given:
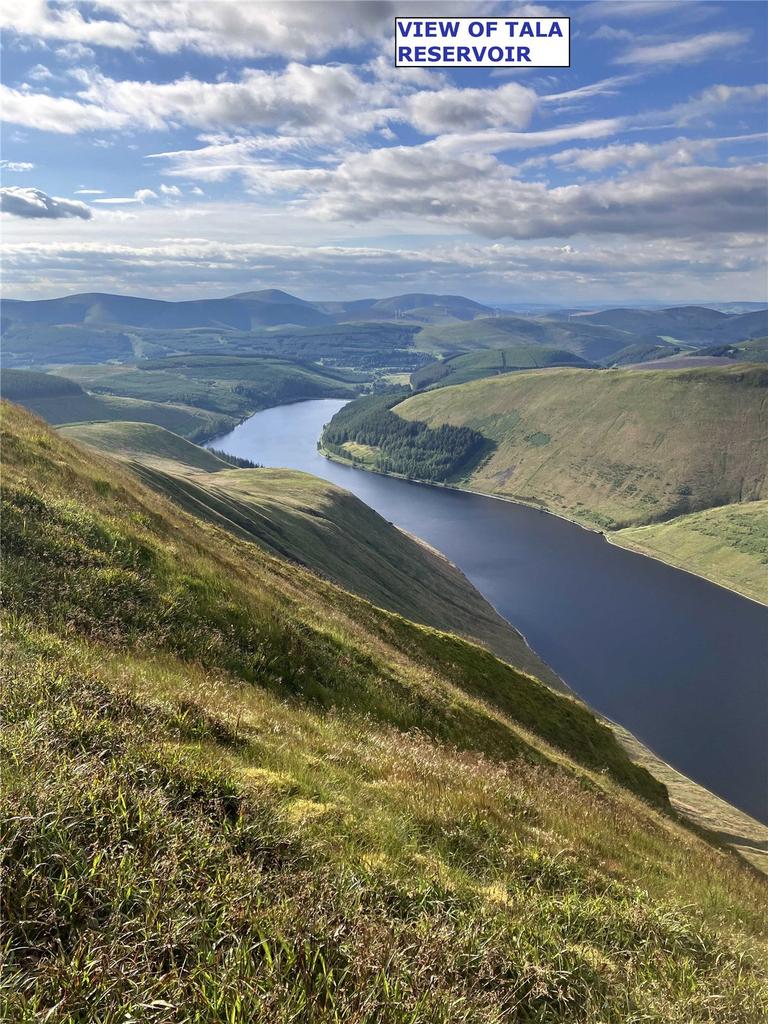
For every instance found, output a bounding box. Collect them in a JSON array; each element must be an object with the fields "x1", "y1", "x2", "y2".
[
  {"x1": 1, "y1": 362, "x2": 359, "y2": 440},
  {"x1": 1, "y1": 289, "x2": 489, "y2": 333},
  {"x1": 0, "y1": 368, "x2": 234, "y2": 441},
  {"x1": 564, "y1": 305, "x2": 768, "y2": 345},
  {"x1": 411, "y1": 346, "x2": 593, "y2": 390},
  {"x1": 3, "y1": 400, "x2": 767, "y2": 1019},
  {"x1": 412, "y1": 314, "x2": 634, "y2": 363},
  {"x1": 50, "y1": 356, "x2": 360, "y2": 418}
]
